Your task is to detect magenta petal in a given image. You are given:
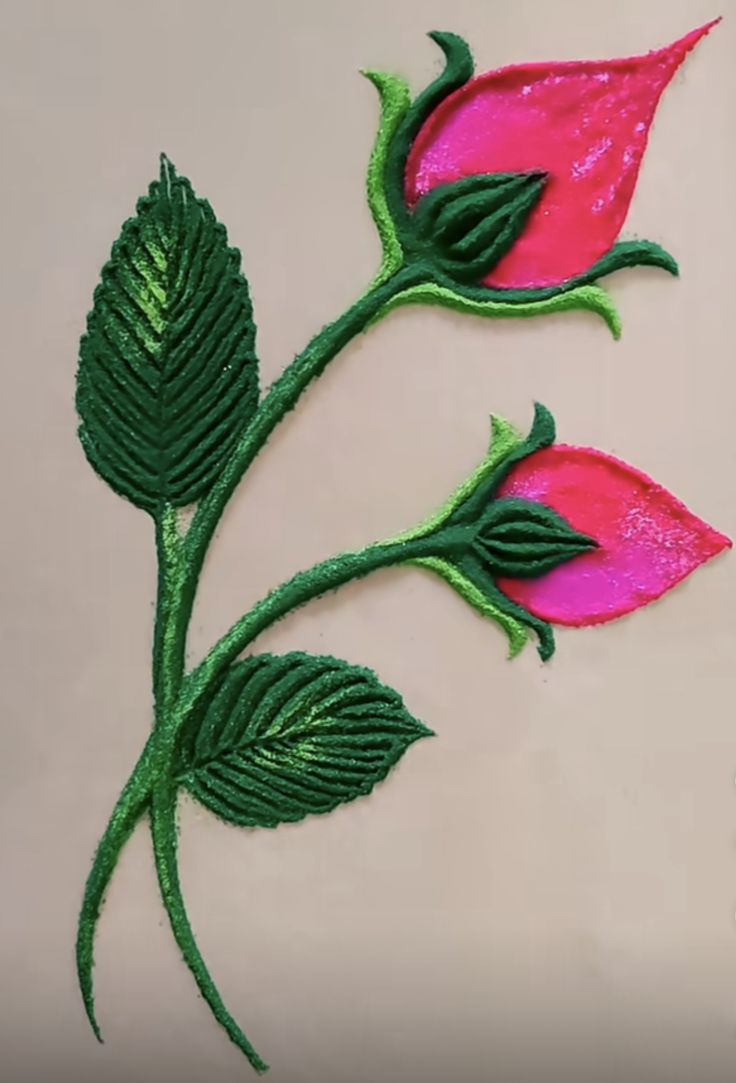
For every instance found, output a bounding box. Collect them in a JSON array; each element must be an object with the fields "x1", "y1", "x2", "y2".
[
  {"x1": 405, "y1": 21, "x2": 718, "y2": 289},
  {"x1": 495, "y1": 446, "x2": 731, "y2": 627}
]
